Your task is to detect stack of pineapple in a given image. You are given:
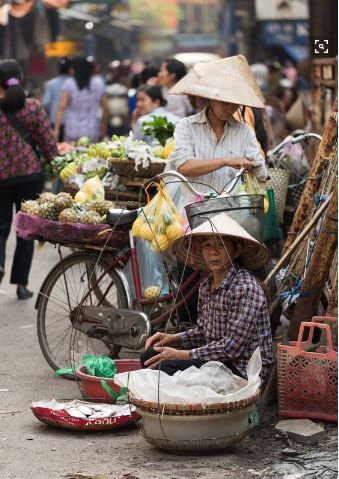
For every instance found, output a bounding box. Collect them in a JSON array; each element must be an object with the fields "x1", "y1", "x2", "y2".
[{"x1": 21, "y1": 192, "x2": 114, "y2": 225}]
